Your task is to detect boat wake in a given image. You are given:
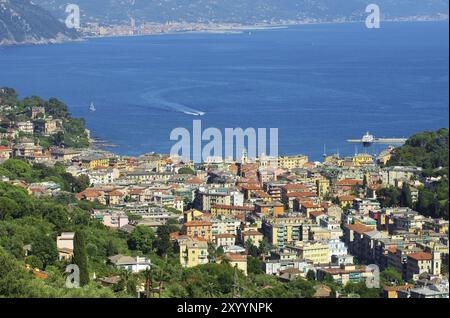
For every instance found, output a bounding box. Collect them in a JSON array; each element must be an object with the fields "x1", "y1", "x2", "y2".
[{"x1": 140, "y1": 85, "x2": 207, "y2": 116}]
